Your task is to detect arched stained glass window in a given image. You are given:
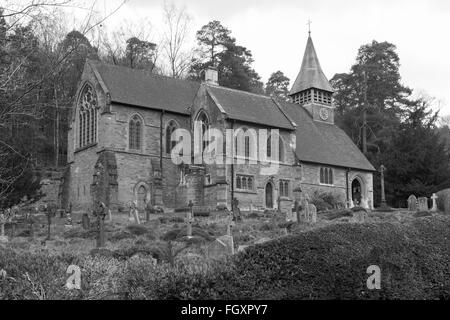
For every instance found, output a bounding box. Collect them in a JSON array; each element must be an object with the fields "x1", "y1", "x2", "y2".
[
  {"x1": 129, "y1": 115, "x2": 142, "y2": 150},
  {"x1": 78, "y1": 84, "x2": 98, "y2": 148}
]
